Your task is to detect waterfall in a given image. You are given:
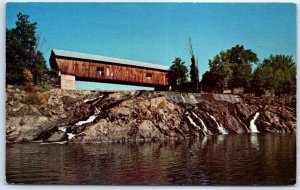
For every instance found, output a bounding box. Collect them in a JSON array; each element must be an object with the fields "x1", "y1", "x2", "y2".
[
  {"x1": 75, "y1": 115, "x2": 97, "y2": 126},
  {"x1": 249, "y1": 112, "x2": 260, "y2": 133},
  {"x1": 191, "y1": 111, "x2": 210, "y2": 135},
  {"x1": 84, "y1": 95, "x2": 103, "y2": 103},
  {"x1": 67, "y1": 133, "x2": 76, "y2": 140},
  {"x1": 181, "y1": 93, "x2": 186, "y2": 103},
  {"x1": 58, "y1": 126, "x2": 67, "y2": 132},
  {"x1": 189, "y1": 94, "x2": 198, "y2": 104},
  {"x1": 208, "y1": 114, "x2": 228, "y2": 134},
  {"x1": 187, "y1": 114, "x2": 207, "y2": 135},
  {"x1": 187, "y1": 116, "x2": 200, "y2": 130}
]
